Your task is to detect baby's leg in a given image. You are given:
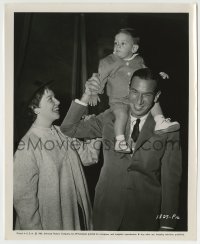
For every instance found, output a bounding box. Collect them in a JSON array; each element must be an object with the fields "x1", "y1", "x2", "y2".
[
  {"x1": 151, "y1": 102, "x2": 163, "y2": 117},
  {"x1": 151, "y1": 102, "x2": 180, "y2": 134},
  {"x1": 111, "y1": 103, "x2": 131, "y2": 153},
  {"x1": 113, "y1": 106, "x2": 128, "y2": 137}
]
